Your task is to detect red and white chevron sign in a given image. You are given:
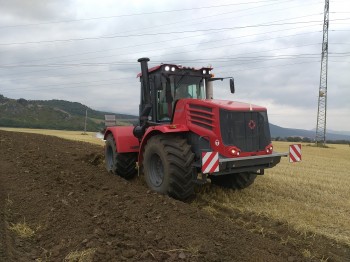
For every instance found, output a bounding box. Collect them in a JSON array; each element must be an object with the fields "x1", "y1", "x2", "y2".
[
  {"x1": 202, "y1": 152, "x2": 219, "y2": 174},
  {"x1": 289, "y1": 144, "x2": 302, "y2": 163}
]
